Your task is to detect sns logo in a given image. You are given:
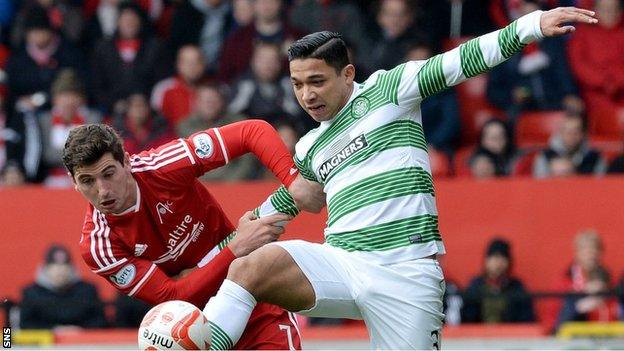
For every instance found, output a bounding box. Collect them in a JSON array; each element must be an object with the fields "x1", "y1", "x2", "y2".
[
  {"x1": 192, "y1": 133, "x2": 214, "y2": 159},
  {"x1": 110, "y1": 264, "x2": 136, "y2": 288}
]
